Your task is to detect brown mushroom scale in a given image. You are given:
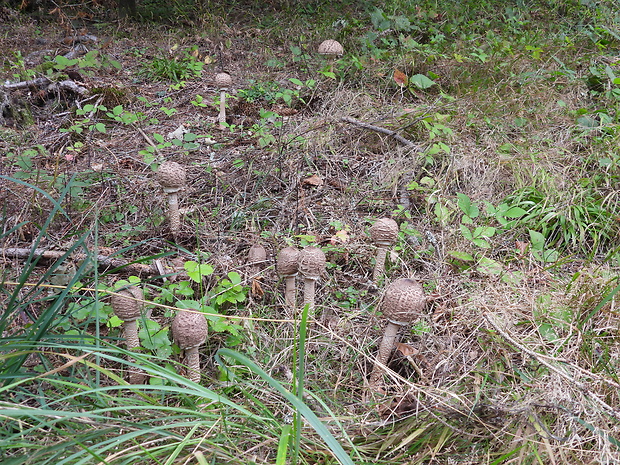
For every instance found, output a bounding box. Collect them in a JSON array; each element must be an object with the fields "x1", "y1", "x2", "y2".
[
  {"x1": 369, "y1": 278, "x2": 426, "y2": 391},
  {"x1": 172, "y1": 310, "x2": 208, "y2": 383},
  {"x1": 277, "y1": 246, "x2": 300, "y2": 308},
  {"x1": 369, "y1": 218, "x2": 399, "y2": 284},
  {"x1": 318, "y1": 39, "x2": 344, "y2": 56},
  {"x1": 298, "y1": 246, "x2": 326, "y2": 312},
  {"x1": 157, "y1": 161, "x2": 187, "y2": 237}
]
